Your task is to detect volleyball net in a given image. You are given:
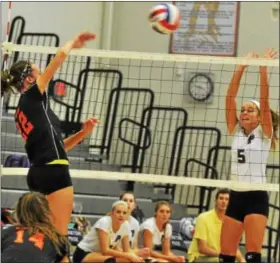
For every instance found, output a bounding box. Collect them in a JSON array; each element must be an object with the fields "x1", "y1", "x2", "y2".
[
  {"x1": 1, "y1": 41, "x2": 279, "y2": 260},
  {"x1": 1, "y1": 42, "x2": 279, "y2": 180},
  {"x1": 1, "y1": 41, "x2": 279, "y2": 205}
]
